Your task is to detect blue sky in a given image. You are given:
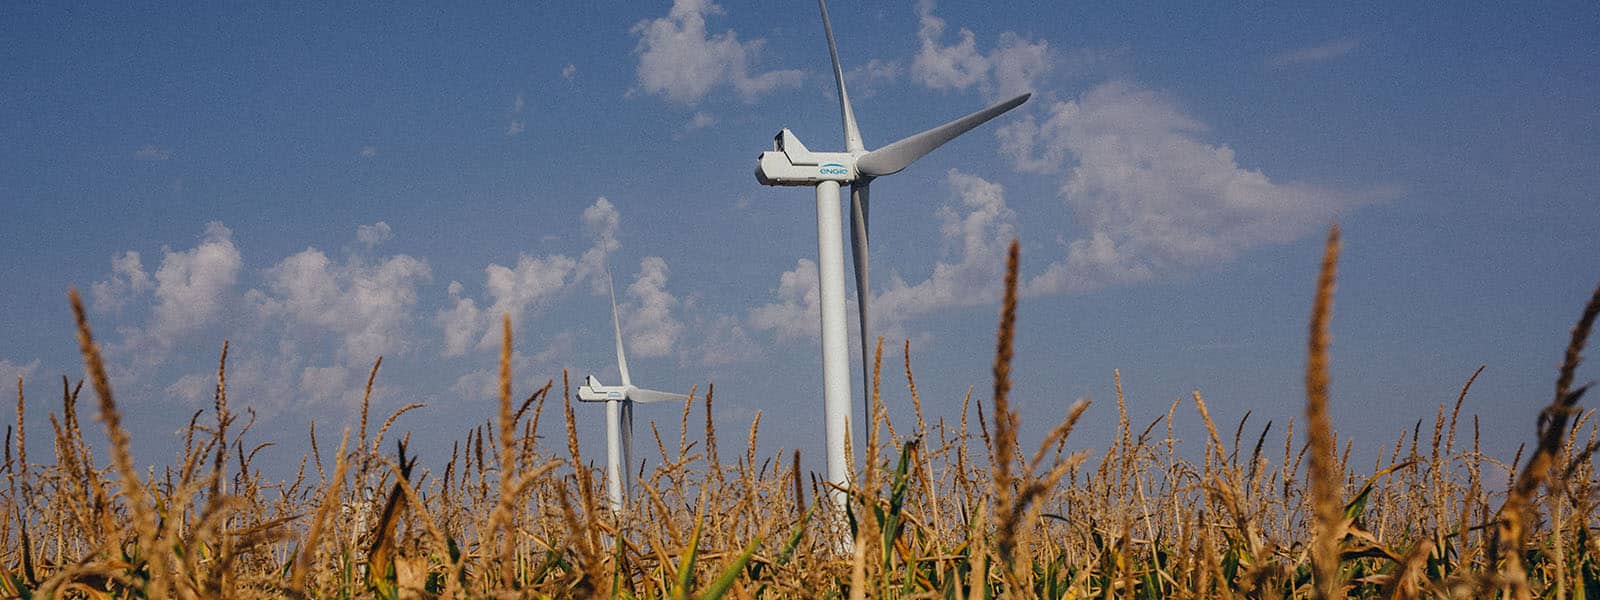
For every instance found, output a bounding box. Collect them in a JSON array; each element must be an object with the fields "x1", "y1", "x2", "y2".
[{"x1": 3, "y1": 1, "x2": 1597, "y2": 480}]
